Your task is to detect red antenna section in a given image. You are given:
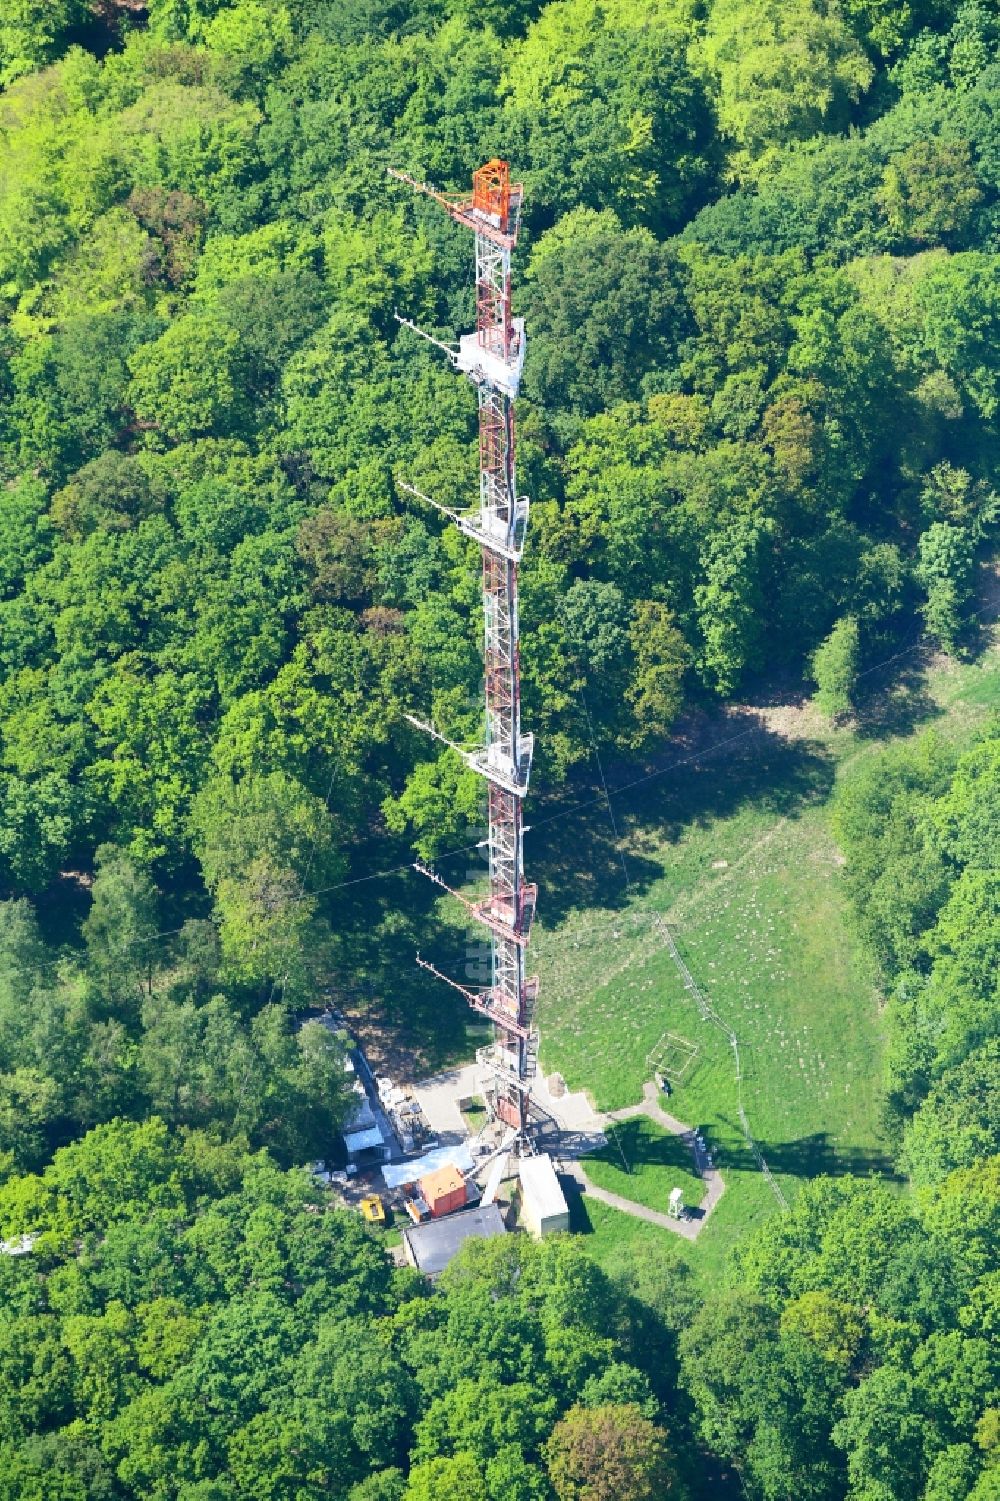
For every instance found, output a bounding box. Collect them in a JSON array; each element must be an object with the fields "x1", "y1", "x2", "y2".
[
  {"x1": 391, "y1": 161, "x2": 535, "y2": 1141},
  {"x1": 472, "y1": 158, "x2": 511, "y2": 230}
]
